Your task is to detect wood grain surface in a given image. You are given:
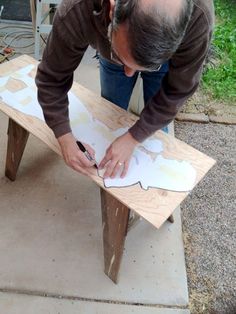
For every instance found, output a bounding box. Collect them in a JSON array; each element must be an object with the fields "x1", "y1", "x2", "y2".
[
  {"x1": 0, "y1": 55, "x2": 216, "y2": 228},
  {"x1": 100, "y1": 188, "x2": 130, "y2": 283}
]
